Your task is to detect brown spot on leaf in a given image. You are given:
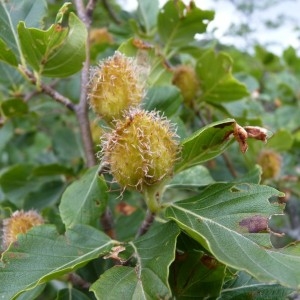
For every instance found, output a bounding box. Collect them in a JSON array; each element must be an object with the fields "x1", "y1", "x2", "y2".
[
  {"x1": 278, "y1": 190, "x2": 289, "y2": 204},
  {"x1": 175, "y1": 251, "x2": 188, "y2": 262},
  {"x1": 116, "y1": 202, "x2": 137, "y2": 216},
  {"x1": 54, "y1": 24, "x2": 63, "y2": 32},
  {"x1": 233, "y1": 123, "x2": 248, "y2": 153},
  {"x1": 200, "y1": 254, "x2": 218, "y2": 269},
  {"x1": 214, "y1": 121, "x2": 235, "y2": 129},
  {"x1": 229, "y1": 123, "x2": 270, "y2": 153},
  {"x1": 244, "y1": 126, "x2": 268, "y2": 142},
  {"x1": 104, "y1": 246, "x2": 126, "y2": 262},
  {"x1": 239, "y1": 215, "x2": 269, "y2": 233},
  {"x1": 132, "y1": 38, "x2": 153, "y2": 49}
]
